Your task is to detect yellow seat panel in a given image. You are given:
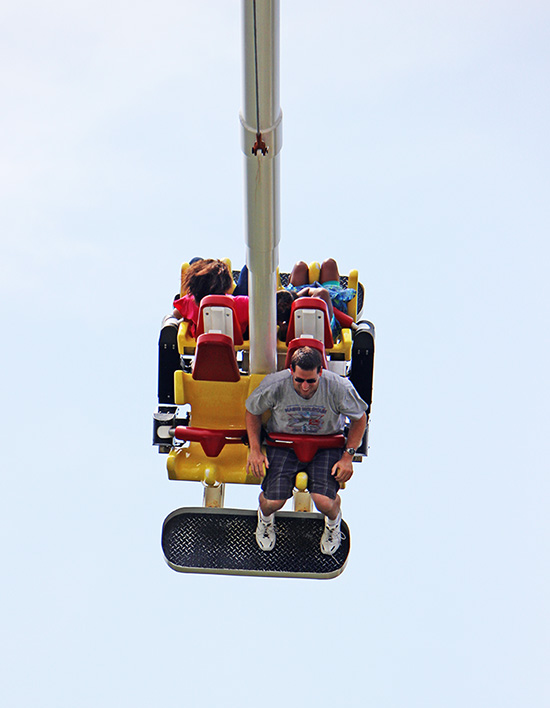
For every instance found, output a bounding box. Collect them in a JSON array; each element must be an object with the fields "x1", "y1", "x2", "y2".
[
  {"x1": 168, "y1": 372, "x2": 264, "y2": 484},
  {"x1": 347, "y1": 269, "x2": 359, "y2": 321}
]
